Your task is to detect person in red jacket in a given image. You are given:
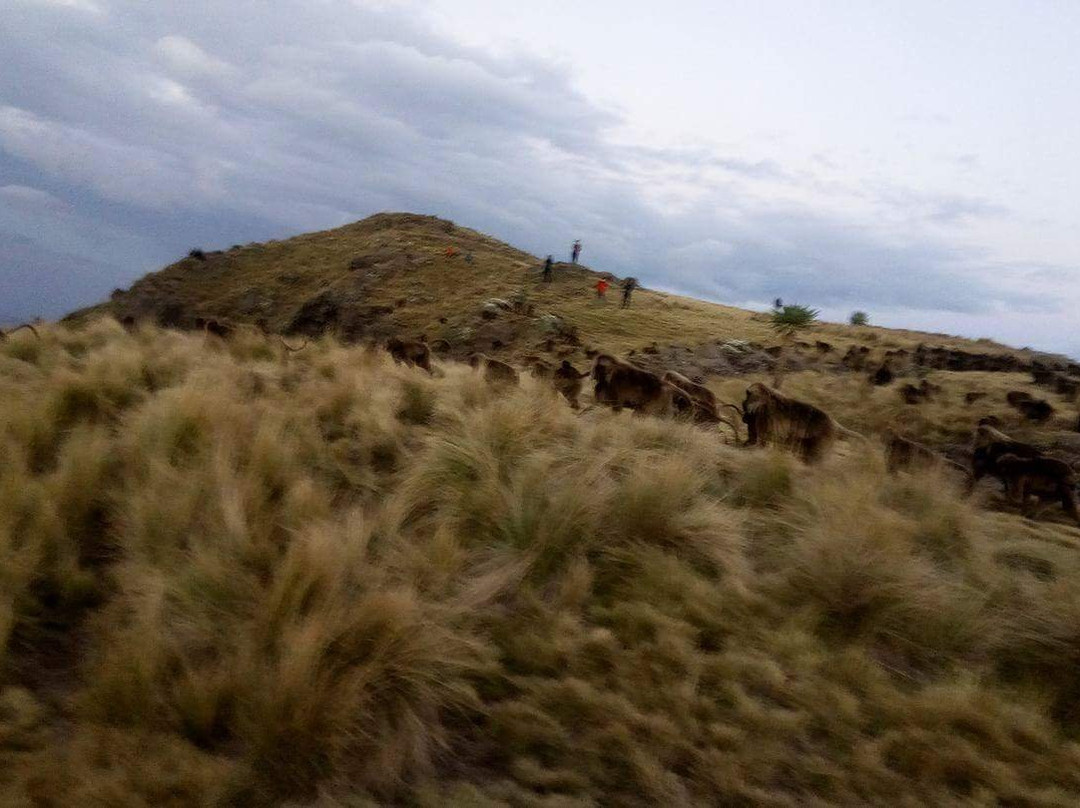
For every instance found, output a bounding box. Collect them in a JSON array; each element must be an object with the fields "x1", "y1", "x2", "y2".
[{"x1": 595, "y1": 278, "x2": 609, "y2": 299}]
